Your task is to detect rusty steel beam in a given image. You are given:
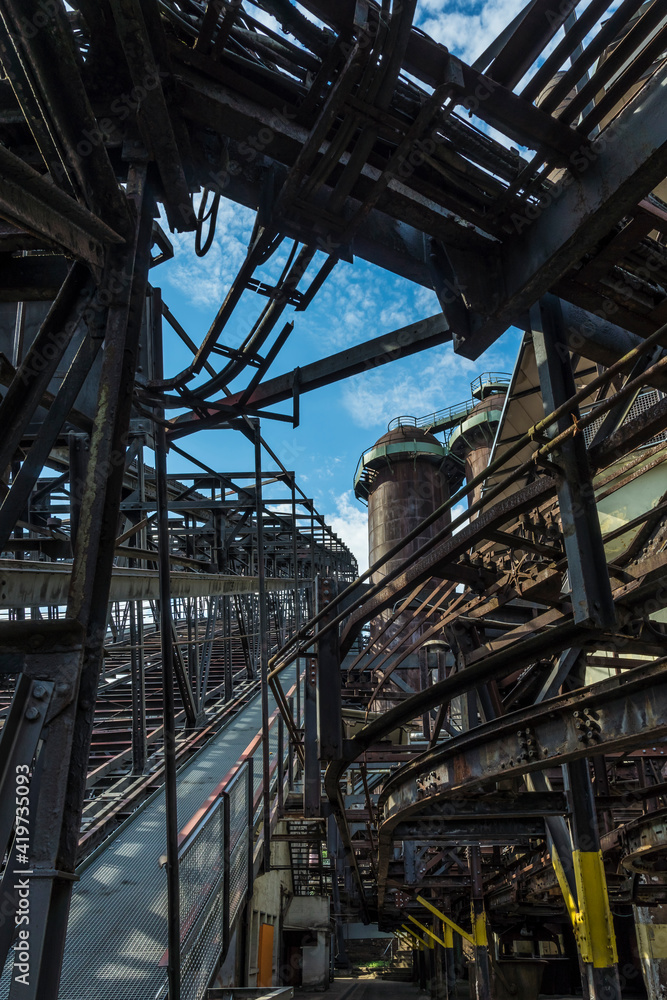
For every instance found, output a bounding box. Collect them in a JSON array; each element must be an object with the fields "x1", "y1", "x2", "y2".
[
  {"x1": 454, "y1": 59, "x2": 667, "y2": 358},
  {"x1": 0, "y1": 0, "x2": 132, "y2": 235},
  {"x1": 381, "y1": 662, "x2": 667, "y2": 807},
  {"x1": 109, "y1": 0, "x2": 195, "y2": 231},
  {"x1": 166, "y1": 314, "x2": 452, "y2": 435},
  {"x1": 0, "y1": 143, "x2": 124, "y2": 267},
  {"x1": 0, "y1": 561, "x2": 303, "y2": 608},
  {"x1": 376, "y1": 656, "x2": 667, "y2": 909}
]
